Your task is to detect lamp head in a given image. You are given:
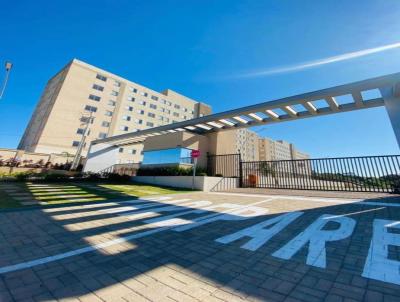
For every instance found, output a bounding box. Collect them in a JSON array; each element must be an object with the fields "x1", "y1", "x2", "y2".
[{"x1": 5, "y1": 62, "x2": 12, "y2": 71}]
